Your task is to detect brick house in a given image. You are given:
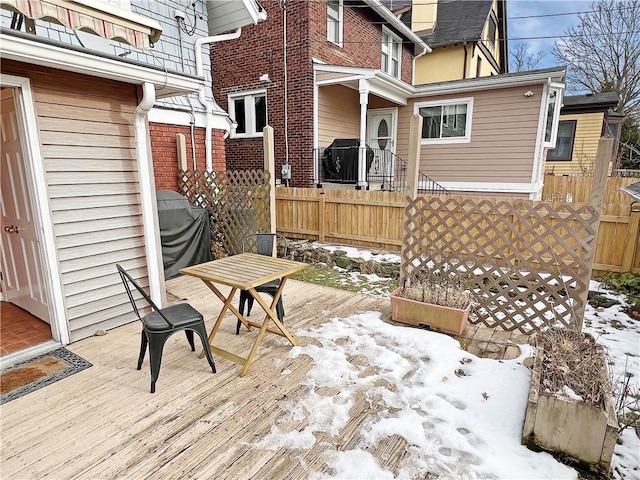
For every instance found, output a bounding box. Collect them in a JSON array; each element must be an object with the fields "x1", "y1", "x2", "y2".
[
  {"x1": 212, "y1": 1, "x2": 565, "y2": 199},
  {"x1": 211, "y1": 0, "x2": 428, "y2": 187}
]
